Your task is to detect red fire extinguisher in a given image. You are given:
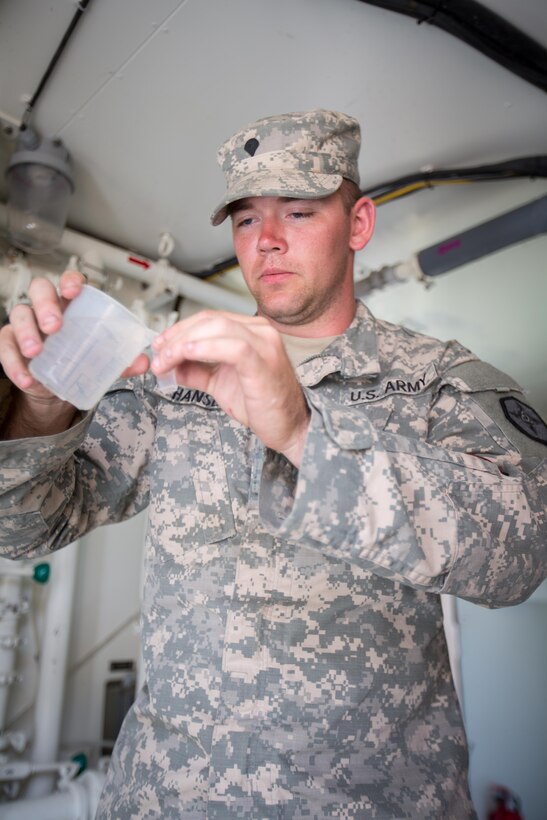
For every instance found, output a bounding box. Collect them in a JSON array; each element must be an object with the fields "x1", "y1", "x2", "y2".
[{"x1": 487, "y1": 784, "x2": 523, "y2": 820}]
